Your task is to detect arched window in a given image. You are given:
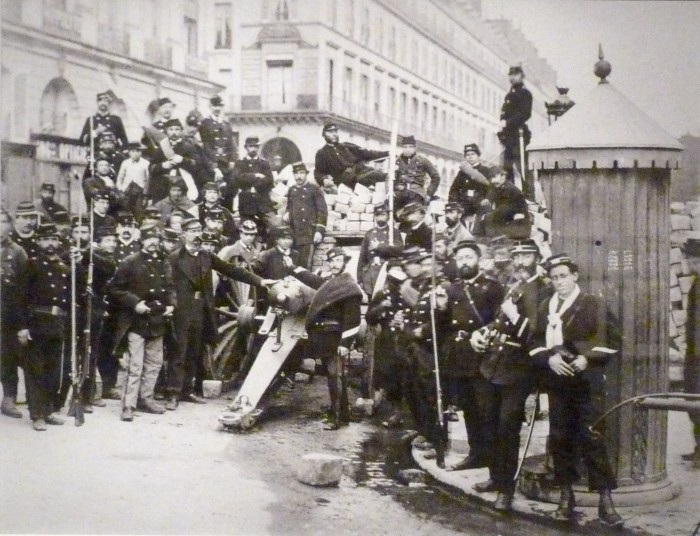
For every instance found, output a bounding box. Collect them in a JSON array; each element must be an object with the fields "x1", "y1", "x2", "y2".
[
  {"x1": 261, "y1": 136, "x2": 302, "y2": 168},
  {"x1": 40, "y1": 77, "x2": 79, "y2": 136}
]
